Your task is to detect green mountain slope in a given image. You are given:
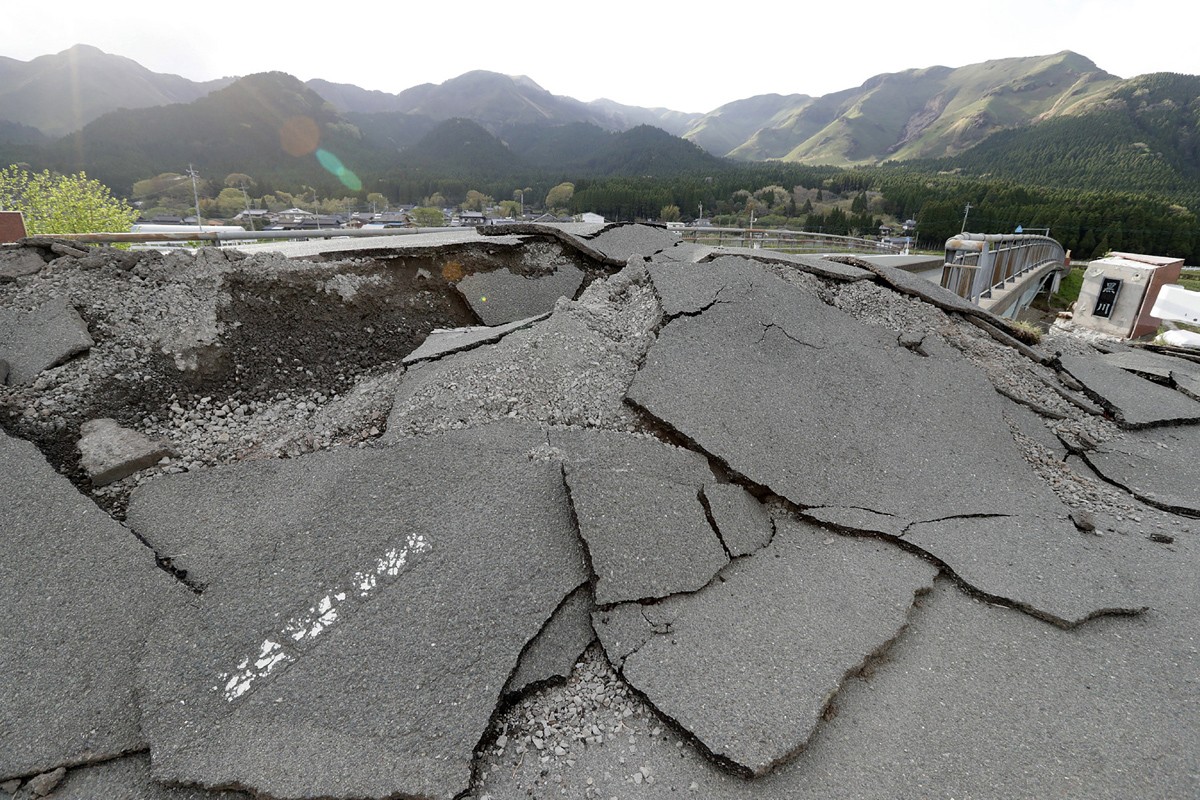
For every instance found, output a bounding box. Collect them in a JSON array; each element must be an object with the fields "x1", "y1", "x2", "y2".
[
  {"x1": 43, "y1": 72, "x2": 375, "y2": 194},
  {"x1": 582, "y1": 98, "x2": 701, "y2": 136},
  {"x1": 501, "y1": 122, "x2": 617, "y2": 170},
  {"x1": 583, "y1": 125, "x2": 726, "y2": 176},
  {"x1": 726, "y1": 52, "x2": 1119, "y2": 165},
  {"x1": 345, "y1": 110, "x2": 439, "y2": 155},
  {"x1": 306, "y1": 79, "x2": 410, "y2": 114},
  {"x1": 682, "y1": 93, "x2": 813, "y2": 158},
  {"x1": 931, "y1": 72, "x2": 1200, "y2": 199},
  {"x1": 389, "y1": 71, "x2": 615, "y2": 132},
  {"x1": 394, "y1": 118, "x2": 524, "y2": 177}
]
